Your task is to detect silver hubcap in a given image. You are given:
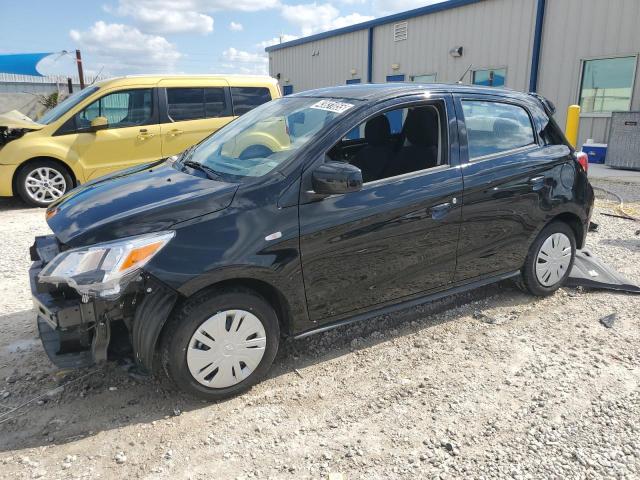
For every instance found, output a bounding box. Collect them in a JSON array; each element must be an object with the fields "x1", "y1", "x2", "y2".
[
  {"x1": 25, "y1": 167, "x2": 66, "y2": 203},
  {"x1": 535, "y1": 232, "x2": 572, "y2": 286},
  {"x1": 186, "y1": 309, "x2": 266, "y2": 388}
]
